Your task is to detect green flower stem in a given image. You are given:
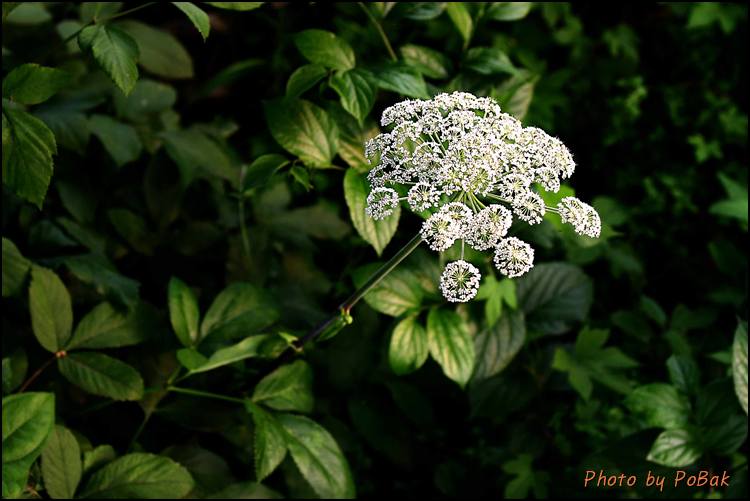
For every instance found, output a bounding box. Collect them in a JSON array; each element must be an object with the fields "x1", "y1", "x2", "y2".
[
  {"x1": 167, "y1": 385, "x2": 246, "y2": 405},
  {"x1": 358, "y1": 2, "x2": 398, "y2": 62},
  {"x1": 293, "y1": 232, "x2": 423, "y2": 350}
]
